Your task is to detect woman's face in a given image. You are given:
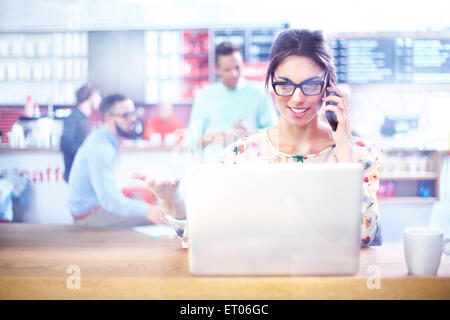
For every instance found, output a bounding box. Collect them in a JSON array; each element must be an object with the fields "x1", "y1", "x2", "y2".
[{"x1": 272, "y1": 55, "x2": 326, "y2": 128}]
